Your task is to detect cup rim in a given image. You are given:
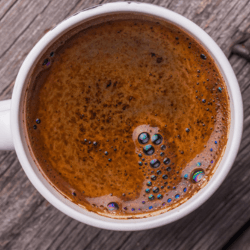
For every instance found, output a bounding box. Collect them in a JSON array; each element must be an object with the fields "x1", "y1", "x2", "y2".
[{"x1": 11, "y1": 2, "x2": 243, "y2": 231}]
